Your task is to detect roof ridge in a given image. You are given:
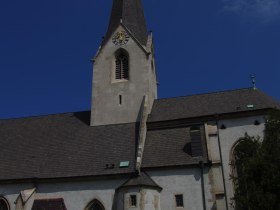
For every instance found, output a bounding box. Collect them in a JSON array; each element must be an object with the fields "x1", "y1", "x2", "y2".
[
  {"x1": 0, "y1": 112, "x2": 137, "y2": 128},
  {"x1": 155, "y1": 87, "x2": 256, "y2": 101},
  {"x1": 0, "y1": 110, "x2": 90, "y2": 121}
]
